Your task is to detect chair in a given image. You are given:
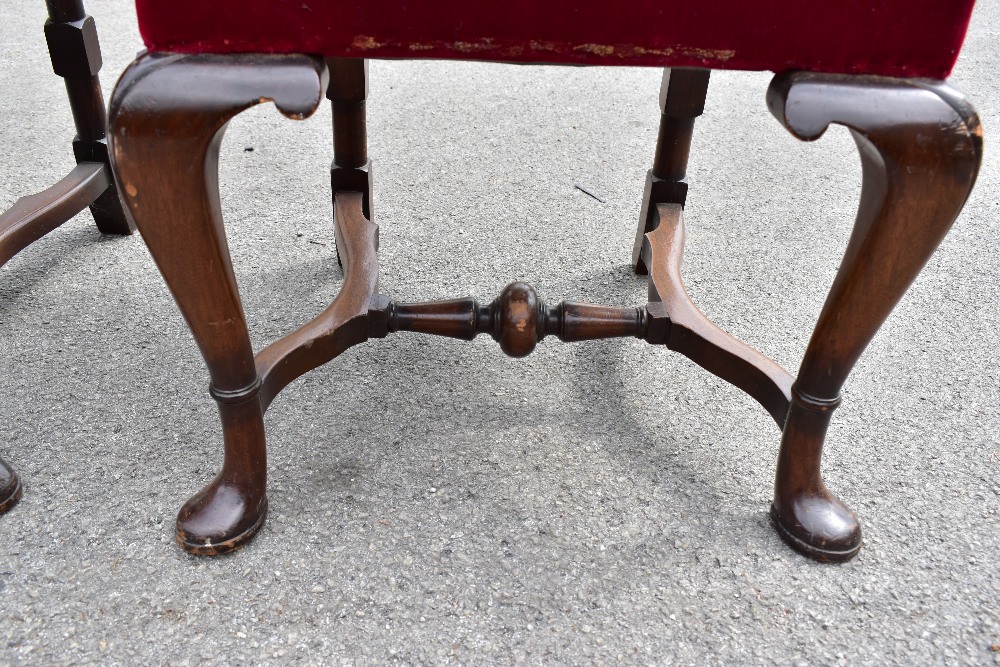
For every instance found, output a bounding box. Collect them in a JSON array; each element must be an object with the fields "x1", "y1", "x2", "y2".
[
  {"x1": 0, "y1": 0, "x2": 133, "y2": 515},
  {"x1": 108, "y1": 1, "x2": 982, "y2": 560}
]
